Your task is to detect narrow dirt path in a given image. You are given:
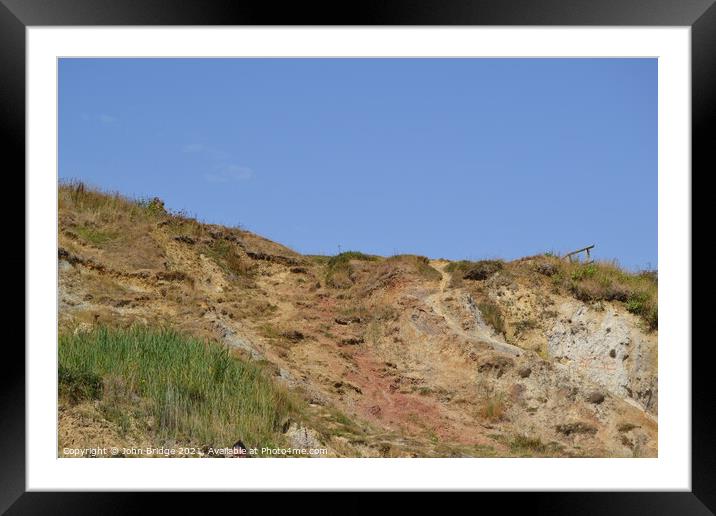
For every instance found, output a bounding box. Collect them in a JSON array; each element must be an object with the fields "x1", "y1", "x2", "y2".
[{"x1": 426, "y1": 260, "x2": 523, "y2": 357}]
